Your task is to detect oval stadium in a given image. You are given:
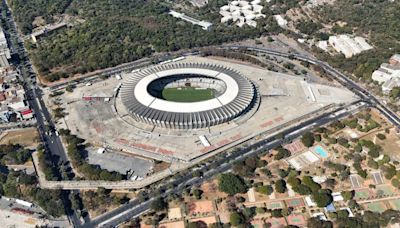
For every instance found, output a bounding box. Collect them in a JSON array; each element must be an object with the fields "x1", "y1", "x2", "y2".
[{"x1": 119, "y1": 62, "x2": 257, "y2": 129}]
